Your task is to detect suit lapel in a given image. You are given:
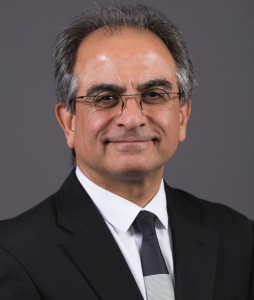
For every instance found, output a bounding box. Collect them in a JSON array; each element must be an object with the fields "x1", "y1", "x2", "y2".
[
  {"x1": 165, "y1": 183, "x2": 217, "y2": 300},
  {"x1": 56, "y1": 169, "x2": 143, "y2": 300}
]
